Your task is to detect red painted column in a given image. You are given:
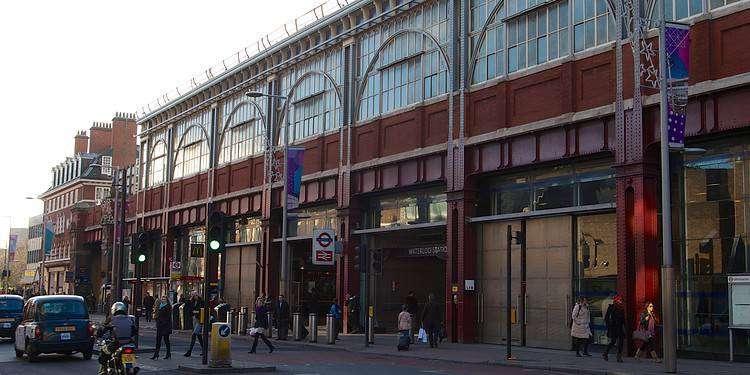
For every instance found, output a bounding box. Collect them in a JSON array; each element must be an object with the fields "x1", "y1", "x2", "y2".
[
  {"x1": 445, "y1": 189, "x2": 478, "y2": 343},
  {"x1": 615, "y1": 109, "x2": 661, "y2": 352},
  {"x1": 336, "y1": 206, "x2": 361, "y2": 333}
]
